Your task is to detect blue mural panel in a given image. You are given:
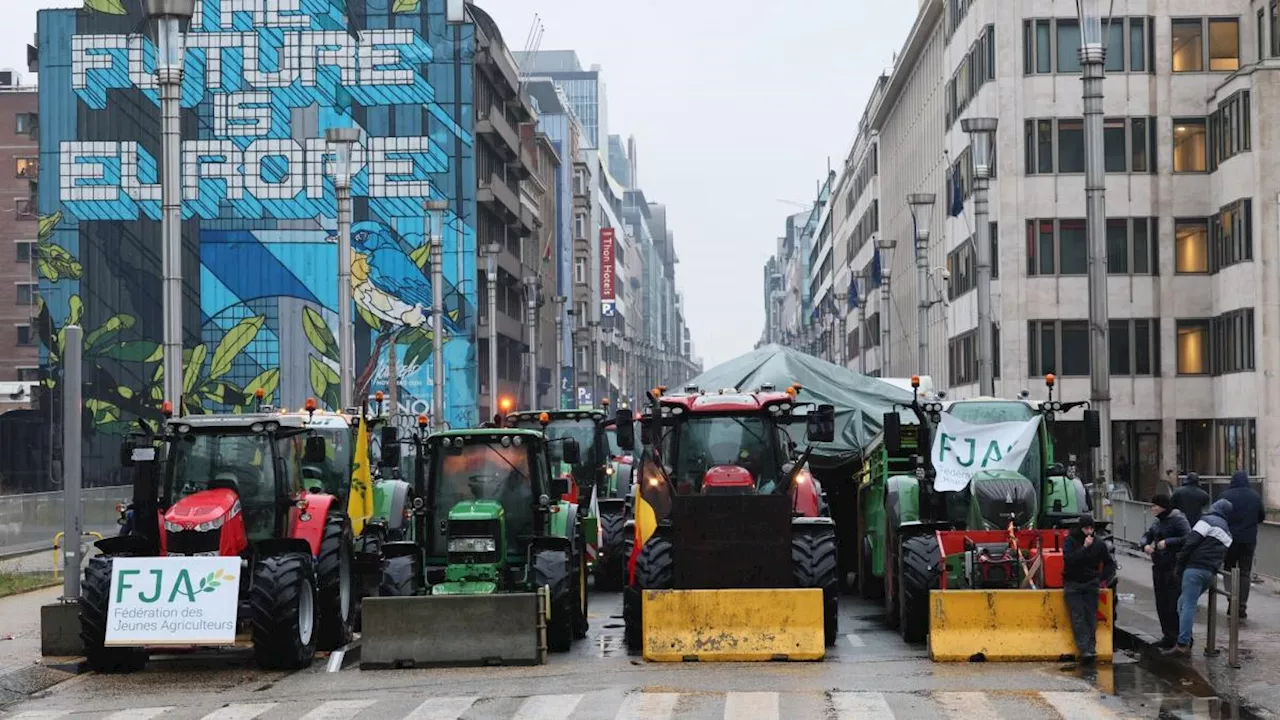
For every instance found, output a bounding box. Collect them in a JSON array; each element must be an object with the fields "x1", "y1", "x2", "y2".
[{"x1": 37, "y1": 0, "x2": 478, "y2": 480}]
